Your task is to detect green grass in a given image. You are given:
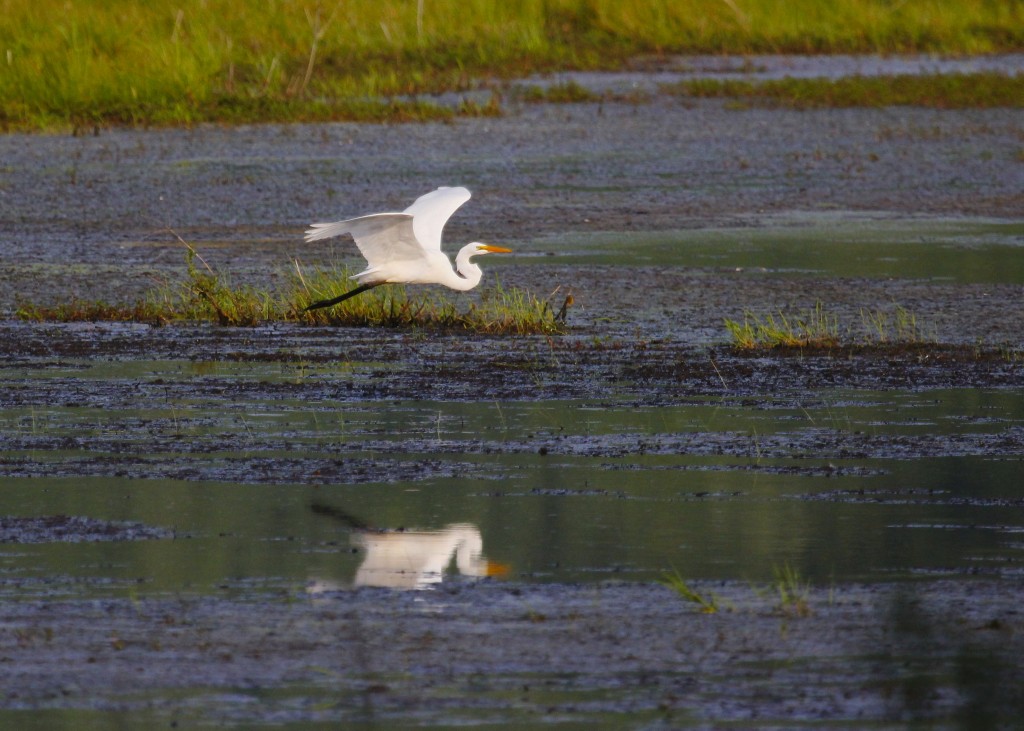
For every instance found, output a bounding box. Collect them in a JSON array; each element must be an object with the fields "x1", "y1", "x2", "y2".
[
  {"x1": 294, "y1": 257, "x2": 567, "y2": 333},
  {"x1": 663, "y1": 566, "x2": 815, "y2": 616},
  {"x1": 660, "y1": 570, "x2": 720, "y2": 613},
  {"x1": 725, "y1": 302, "x2": 840, "y2": 349},
  {"x1": 725, "y1": 302, "x2": 934, "y2": 350},
  {"x1": 13, "y1": 299, "x2": 178, "y2": 326},
  {"x1": 2, "y1": 0, "x2": 1022, "y2": 130},
  {"x1": 518, "y1": 80, "x2": 601, "y2": 104},
  {"x1": 771, "y1": 563, "x2": 813, "y2": 618},
  {"x1": 16, "y1": 247, "x2": 569, "y2": 335},
  {"x1": 666, "y1": 72, "x2": 1024, "y2": 109},
  {"x1": 859, "y1": 304, "x2": 928, "y2": 344}
]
